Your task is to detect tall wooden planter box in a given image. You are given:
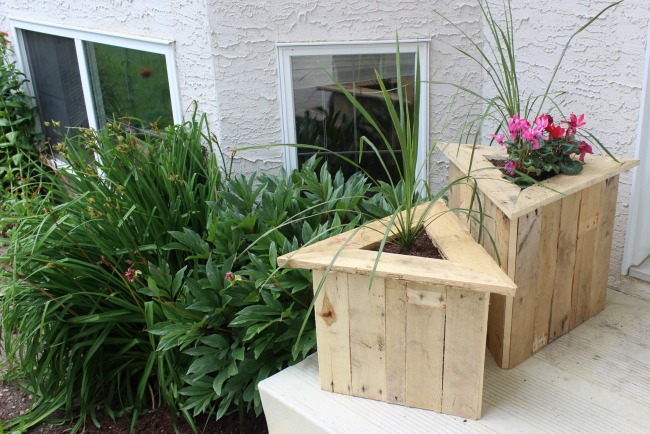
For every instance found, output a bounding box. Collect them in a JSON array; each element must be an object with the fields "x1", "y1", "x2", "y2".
[
  {"x1": 443, "y1": 144, "x2": 639, "y2": 369},
  {"x1": 278, "y1": 200, "x2": 516, "y2": 420}
]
